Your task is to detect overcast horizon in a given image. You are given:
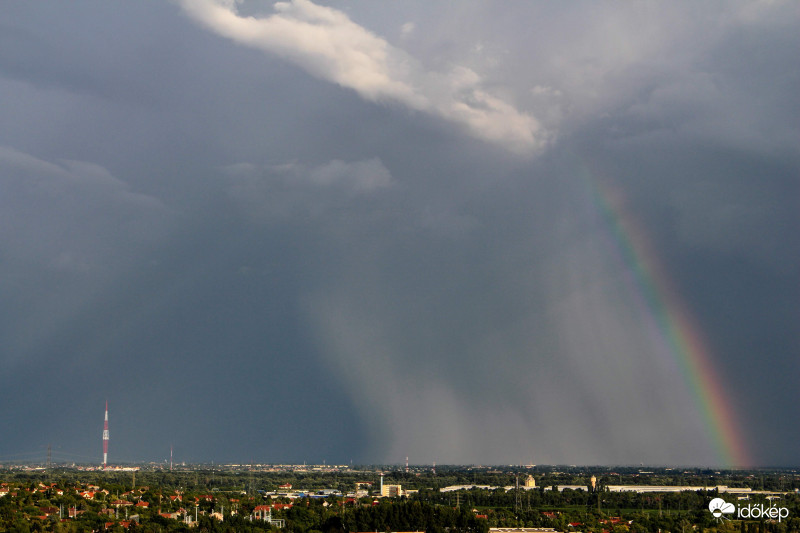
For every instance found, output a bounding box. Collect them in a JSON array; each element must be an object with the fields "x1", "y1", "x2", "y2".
[{"x1": 1, "y1": 1, "x2": 797, "y2": 468}]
